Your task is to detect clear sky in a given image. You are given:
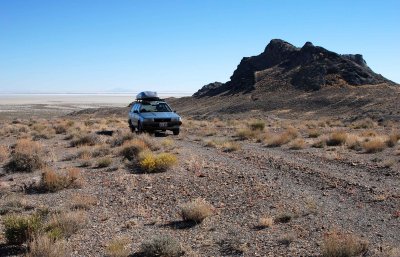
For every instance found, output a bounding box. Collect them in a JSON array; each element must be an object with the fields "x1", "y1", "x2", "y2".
[{"x1": 0, "y1": 0, "x2": 399, "y2": 94}]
